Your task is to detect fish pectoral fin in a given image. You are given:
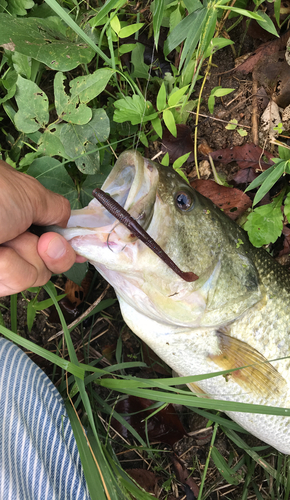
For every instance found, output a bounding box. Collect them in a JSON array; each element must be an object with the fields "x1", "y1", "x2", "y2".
[{"x1": 208, "y1": 329, "x2": 286, "y2": 397}]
